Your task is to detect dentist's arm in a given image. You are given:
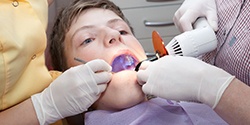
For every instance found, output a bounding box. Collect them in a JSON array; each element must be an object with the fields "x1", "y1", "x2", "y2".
[
  {"x1": 215, "y1": 78, "x2": 250, "y2": 125},
  {"x1": 0, "y1": 99, "x2": 40, "y2": 125},
  {"x1": 0, "y1": 59, "x2": 112, "y2": 125},
  {"x1": 137, "y1": 56, "x2": 250, "y2": 125}
]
